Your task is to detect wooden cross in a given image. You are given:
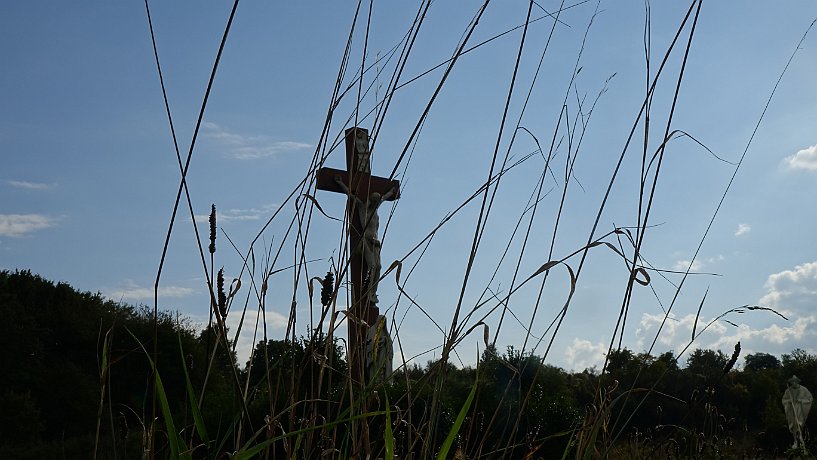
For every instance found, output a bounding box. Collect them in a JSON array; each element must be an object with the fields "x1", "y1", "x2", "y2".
[{"x1": 316, "y1": 127, "x2": 399, "y2": 382}]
